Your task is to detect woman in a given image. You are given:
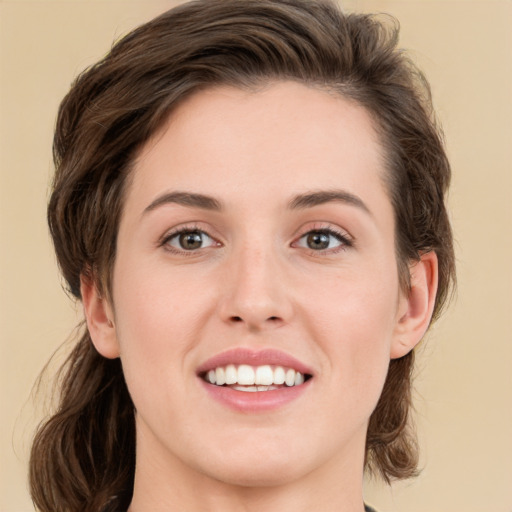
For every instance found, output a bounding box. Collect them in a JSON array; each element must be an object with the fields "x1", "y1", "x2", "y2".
[{"x1": 30, "y1": 0, "x2": 455, "y2": 510}]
